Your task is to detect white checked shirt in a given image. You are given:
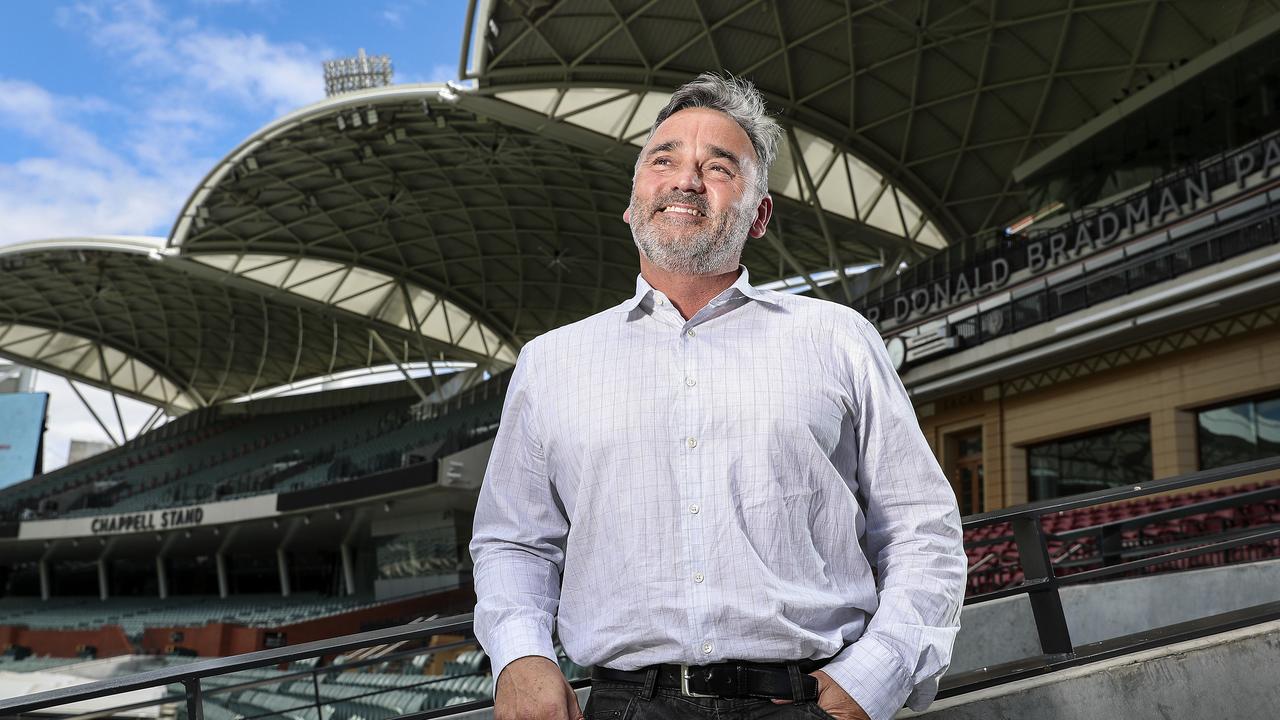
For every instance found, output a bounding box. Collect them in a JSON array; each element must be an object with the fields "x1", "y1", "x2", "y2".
[{"x1": 471, "y1": 267, "x2": 966, "y2": 720}]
